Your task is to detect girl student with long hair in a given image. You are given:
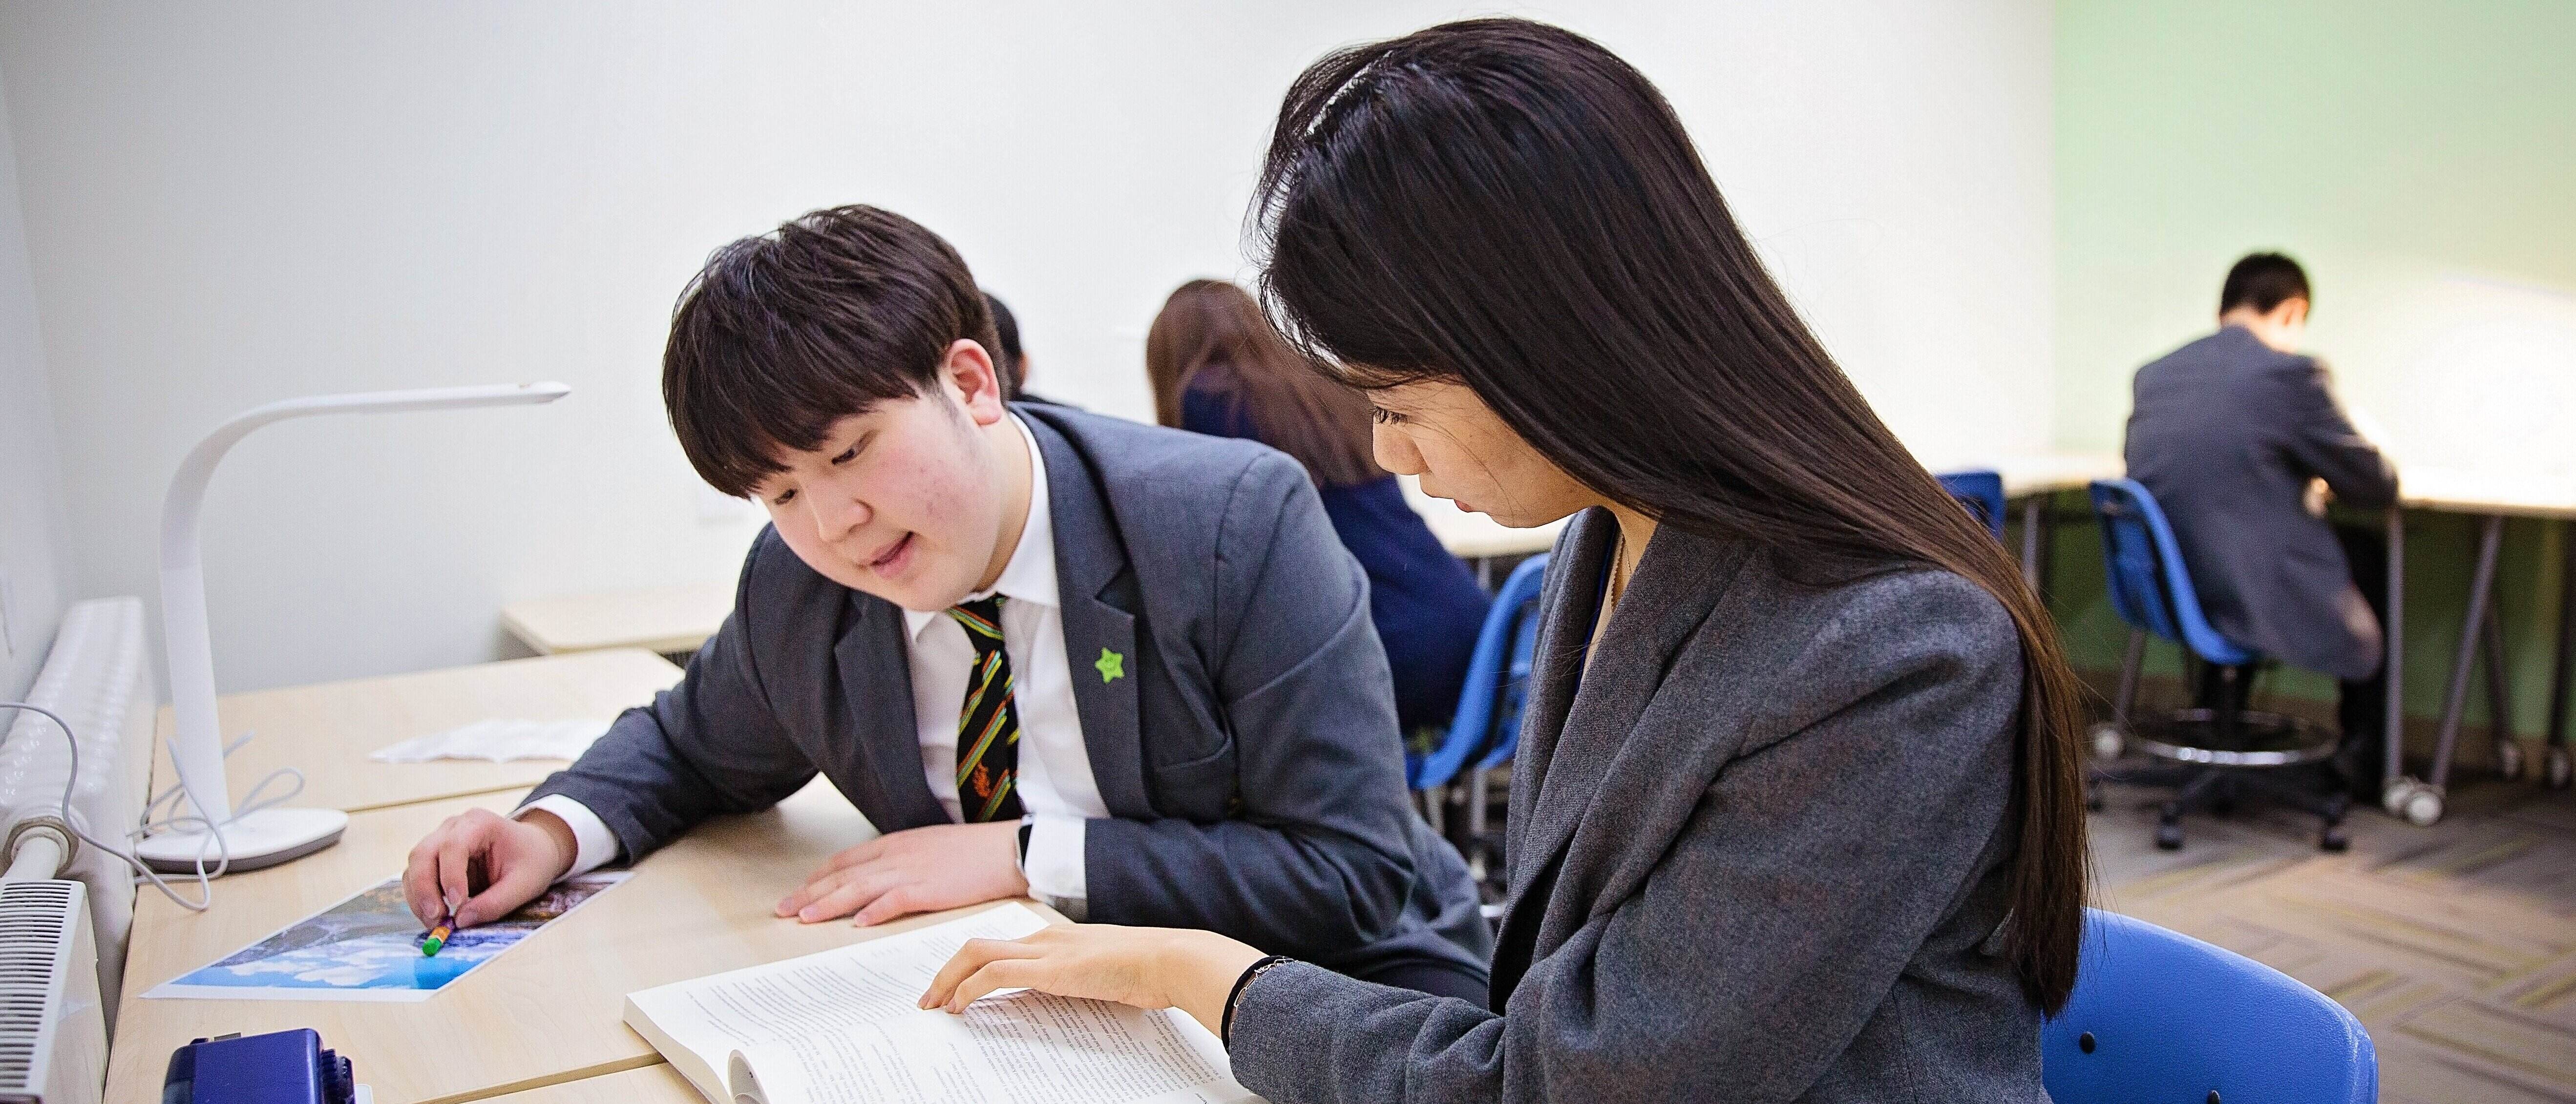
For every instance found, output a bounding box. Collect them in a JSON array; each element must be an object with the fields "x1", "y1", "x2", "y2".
[
  {"x1": 1146, "y1": 279, "x2": 1491, "y2": 738},
  {"x1": 925, "y1": 18, "x2": 2089, "y2": 1102}
]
